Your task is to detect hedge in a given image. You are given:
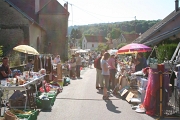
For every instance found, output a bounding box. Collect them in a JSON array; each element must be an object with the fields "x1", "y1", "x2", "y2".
[{"x1": 156, "y1": 43, "x2": 177, "y2": 63}]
